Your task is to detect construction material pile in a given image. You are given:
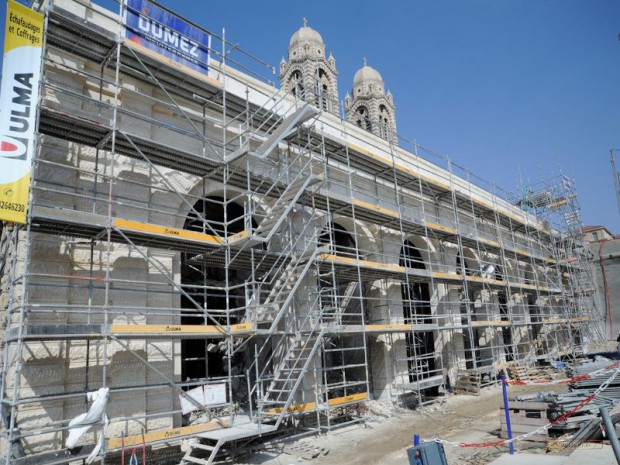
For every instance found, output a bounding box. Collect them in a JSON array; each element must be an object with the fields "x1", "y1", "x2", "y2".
[
  {"x1": 513, "y1": 391, "x2": 615, "y2": 434},
  {"x1": 500, "y1": 356, "x2": 620, "y2": 445},
  {"x1": 568, "y1": 357, "x2": 620, "y2": 400}
]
